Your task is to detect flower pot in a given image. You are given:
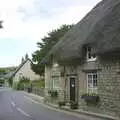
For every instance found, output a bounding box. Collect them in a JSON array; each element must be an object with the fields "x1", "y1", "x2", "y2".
[
  {"x1": 81, "y1": 94, "x2": 99, "y2": 105},
  {"x1": 58, "y1": 101, "x2": 66, "y2": 108},
  {"x1": 70, "y1": 101, "x2": 78, "y2": 109}
]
